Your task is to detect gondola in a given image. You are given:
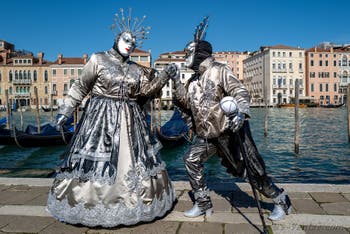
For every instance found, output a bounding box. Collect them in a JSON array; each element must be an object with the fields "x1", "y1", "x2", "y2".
[
  {"x1": 41, "y1": 106, "x2": 59, "y2": 112},
  {"x1": 0, "y1": 121, "x2": 74, "y2": 147},
  {"x1": 155, "y1": 108, "x2": 192, "y2": 147},
  {"x1": 319, "y1": 103, "x2": 344, "y2": 108}
]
